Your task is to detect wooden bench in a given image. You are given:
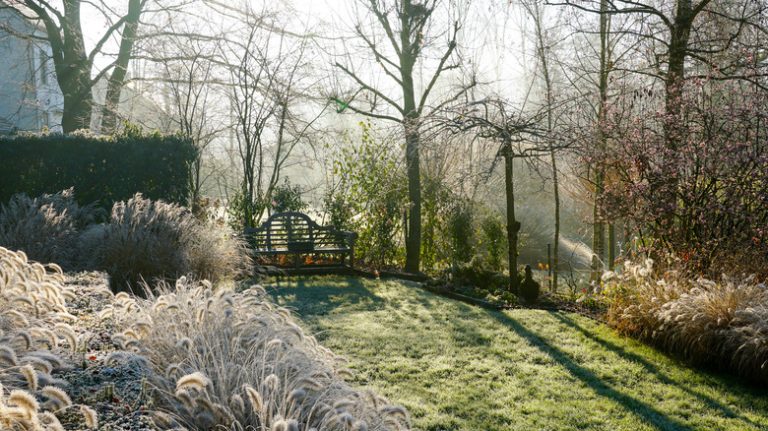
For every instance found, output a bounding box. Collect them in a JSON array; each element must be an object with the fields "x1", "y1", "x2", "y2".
[{"x1": 244, "y1": 211, "x2": 357, "y2": 268}]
